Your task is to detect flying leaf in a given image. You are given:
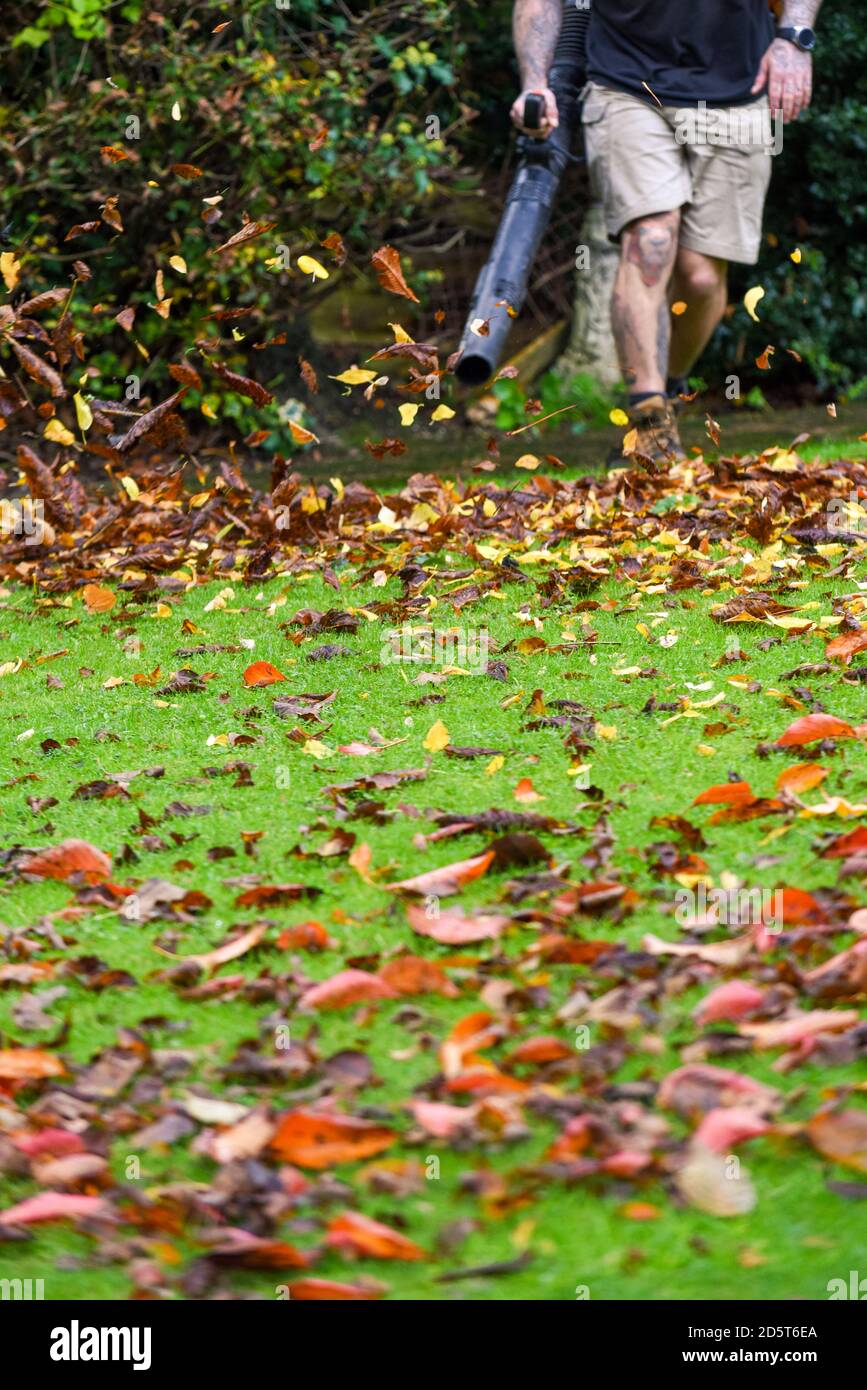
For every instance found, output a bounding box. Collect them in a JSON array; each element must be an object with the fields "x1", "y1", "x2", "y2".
[
  {"x1": 370, "y1": 245, "x2": 419, "y2": 303},
  {"x1": 744, "y1": 285, "x2": 765, "y2": 321}
]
